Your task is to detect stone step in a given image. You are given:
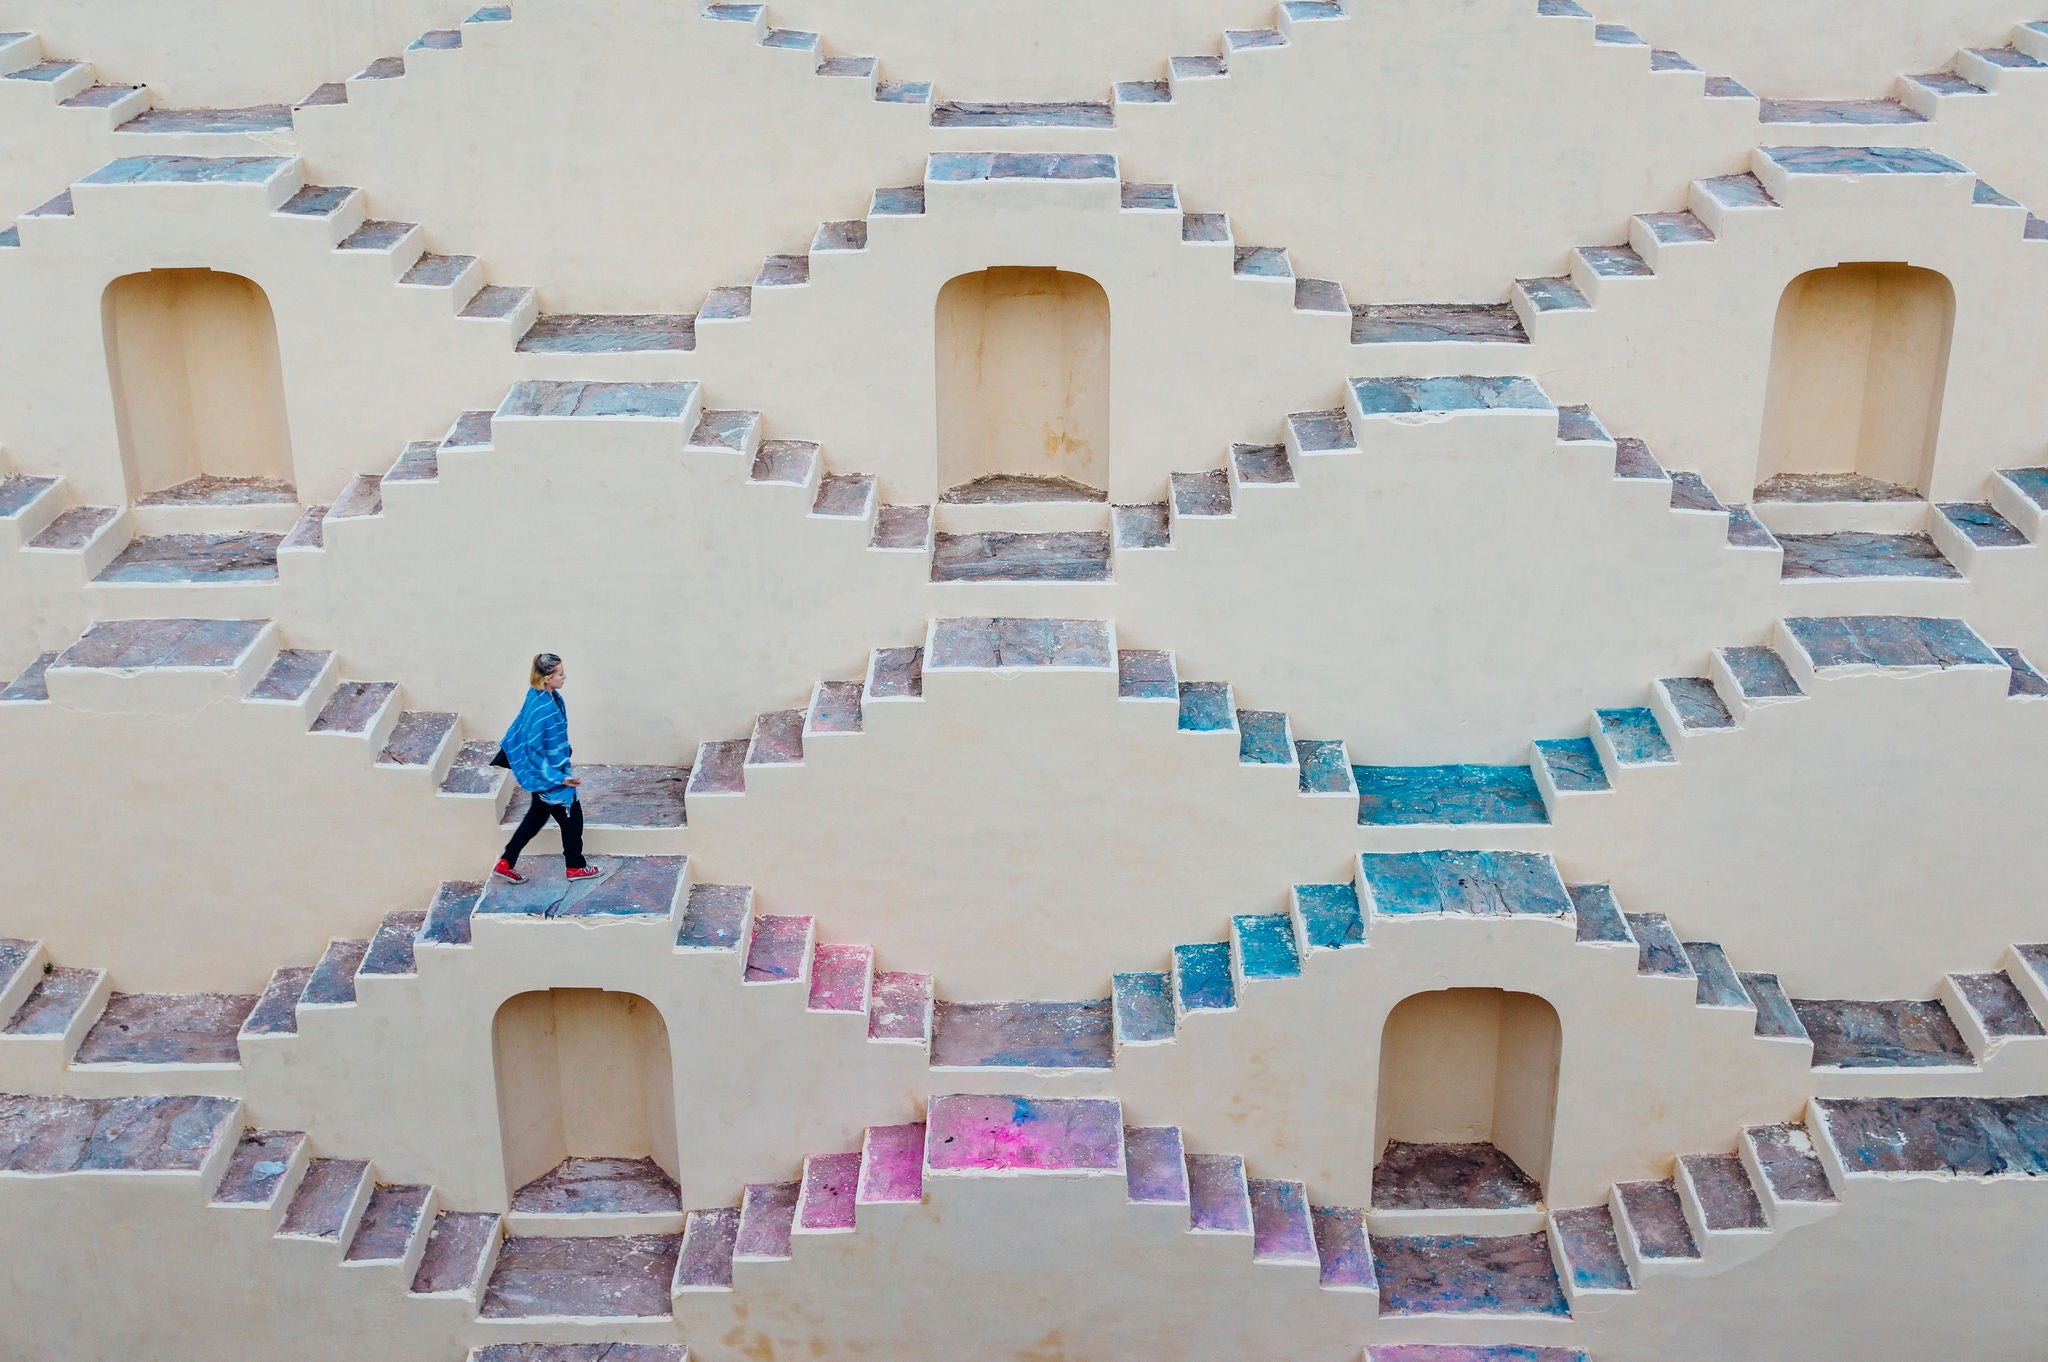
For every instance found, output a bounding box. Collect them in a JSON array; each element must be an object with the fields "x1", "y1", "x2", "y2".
[
  {"x1": 411, "y1": 1210, "x2": 503, "y2": 1298},
  {"x1": 1358, "y1": 851, "x2": 1573, "y2": 919},
  {"x1": 1677, "y1": 1152, "x2": 1766, "y2": 1233},
  {"x1": 930, "y1": 999, "x2": 1113, "y2": 1069},
  {"x1": 1623, "y1": 913, "x2": 1693, "y2": 979},
  {"x1": 345, "y1": 1182, "x2": 433, "y2": 1262},
  {"x1": 1613, "y1": 1178, "x2": 1701, "y2": 1263},
  {"x1": 478, "y1": 855, "x2": 687, "y2": 921},
  {"x1": 795, "y1": 1150, "x2": 861, "y2": 1232},
  {"x1": 511, "y1": 1157, "x2": 680, "y2": 1218},
  {"x1": 866, "y1": 969, "x2": 932, "y2": 1043},
  {"x1": 743, "y1": 914, "x2": 812, "y2": 983},
  {"x1": 733, "y1": 1180, "x2": 801, "y2": 1261},
  {"x1": 929, "y1": 530, "x2": 1111, "y2": 582},
  {"x1": 1792, "y1": 998, "x2": 1975, "y2": 1069},
  {"x1": 0, "y1": 1093, "x2": 238, "y2": 1173},
  {"x1": 1185, "y1": 1152, "x2": 1253, "y2": 1235},
  {"x1": 1742, "y1": 1123, "x2": 1837, "y2": 1207},
  {"x1": 806, "y1": 941, "x2": 871, "y2": 1014},
  {"x1": 923, "y1": 1094, "x2": 1123, "y2": 1175},
  {"x1": 1550, "y1": 1203, "x2": 1634, "y2": 1293},
  {"x1": 71, "y1": 991, "x2": 256, "y2": 1065},
  {"x1": 1354, "y1": 763, "x2": 1549, "y2": 826},
  {"x1": 481, "y1": 1233, "x2": 681, "y2": 1319},
  {"x1": 1248, "y1": 1178, "x2": 1318, "y2": 1265},
  {"x1": 1816, "y1": 1096, "x2": 2048, "y2": 1177},
  {"x1": 300, "y1": 937, "x2": 370, "y2": 1007},
  {"x1": 1370, "y1": 1231, "x2": 1569, "y2": 1317},
  {"x1": 500, "y1": 765, "x2": 686, "y2": 829},
  {"x1": 277, "y1": 1157, "x2": 373, "y2": 1241},
  {"x1": 1565, "y1": 883, "x2": 1632, "y2": 946},
  {"x1": 211, "y1": 1128, "x2": 308, "y2": 1208}
]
